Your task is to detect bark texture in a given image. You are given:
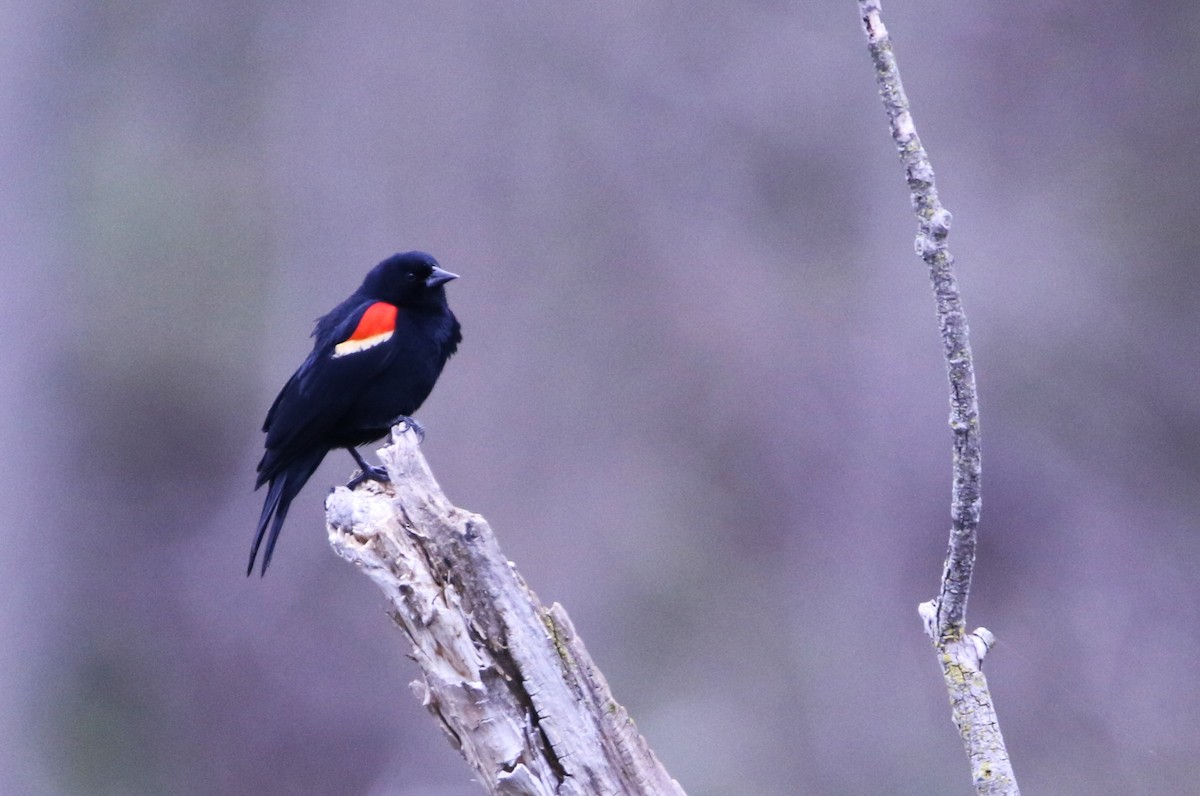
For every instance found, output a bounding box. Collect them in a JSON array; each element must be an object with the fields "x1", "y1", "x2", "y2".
[
  {"x1": 326, "y1": 425, "x2": 687, "y2": 796},
  {"x1": 857, "y1": 2, "x2": 1019, "y2": 793}
]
